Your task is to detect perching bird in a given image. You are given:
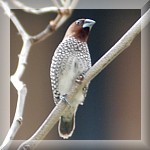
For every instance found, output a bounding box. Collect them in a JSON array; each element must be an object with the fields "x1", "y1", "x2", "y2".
[{"x1": 50, "y1": 18, "x2": 95, "y2": 139}]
